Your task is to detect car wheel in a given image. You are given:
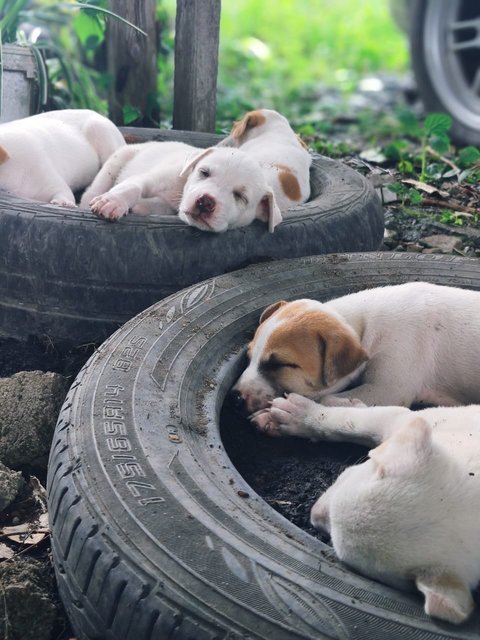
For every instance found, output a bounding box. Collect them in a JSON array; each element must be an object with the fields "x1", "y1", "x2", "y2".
[
  {"x1": 48, "y1": 252, "x2": 480, "y2": 640},
  {"x1": 410, "y1": 0, "x2": 480, "y2": 145}
]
